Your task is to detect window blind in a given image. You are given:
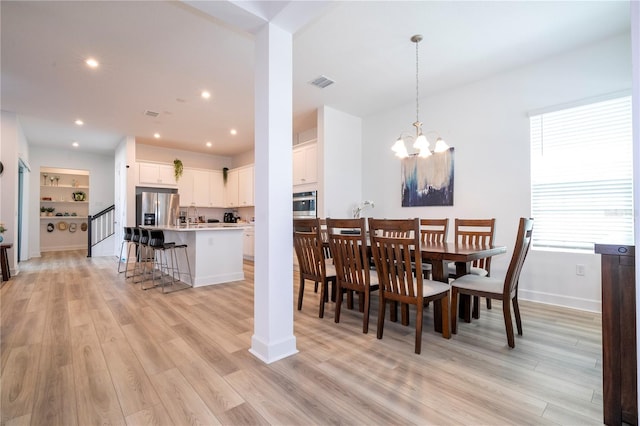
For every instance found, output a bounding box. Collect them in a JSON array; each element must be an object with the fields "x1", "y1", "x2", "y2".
[{"x1": 530, "y1": 96, "x2": 633, "y2": 252}]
